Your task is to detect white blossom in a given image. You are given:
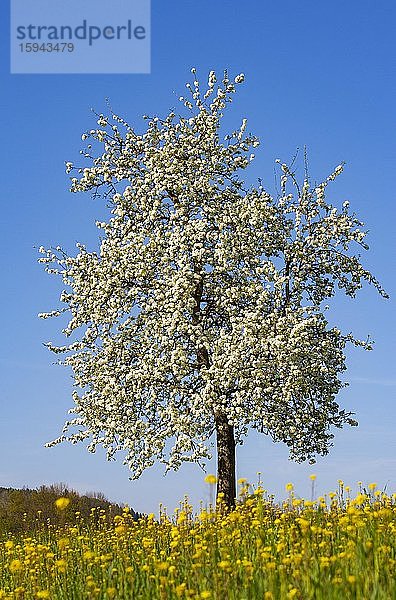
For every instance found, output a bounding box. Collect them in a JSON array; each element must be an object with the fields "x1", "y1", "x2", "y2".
[{"x1": 39, "y1": 70, "x2": 387, "y2": 479}]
